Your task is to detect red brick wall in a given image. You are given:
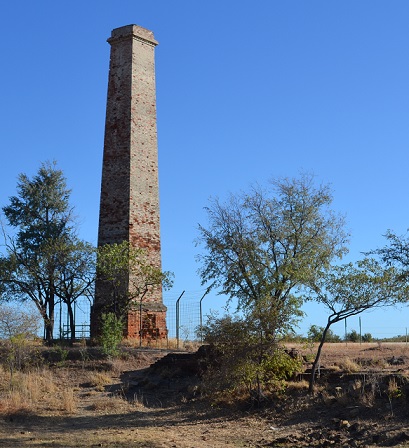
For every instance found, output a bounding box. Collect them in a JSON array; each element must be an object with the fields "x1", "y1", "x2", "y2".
[
  {"x1": 126, "y1": 309, "x2": 168, "y2": 340},
  {"x1": 93, "y1": 25, "x2": 166, "y2": 340}
]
